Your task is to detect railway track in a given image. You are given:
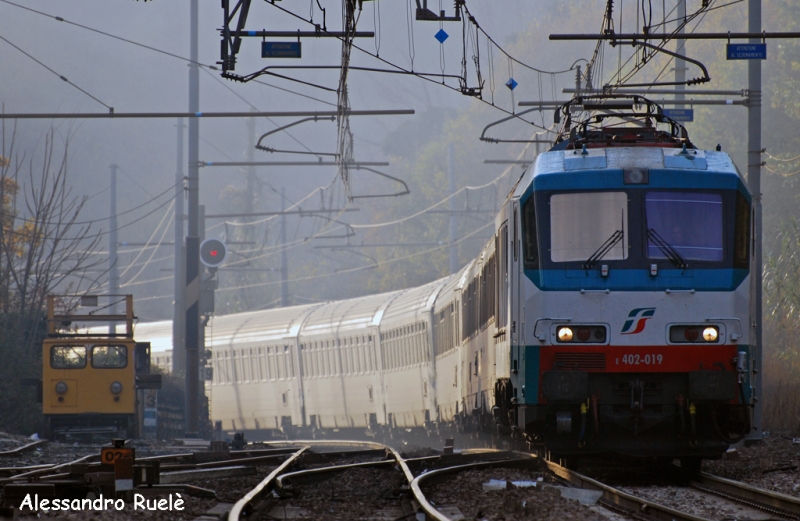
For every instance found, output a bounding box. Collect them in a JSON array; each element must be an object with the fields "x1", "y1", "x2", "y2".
[
  {"x1": 406, "y1": 449, "x2": 800, "y2": 521},
  {"x1": 228, "y1": 440, "x2": 414, "y2": 521},
  {"x1": 1, "y1": 439, "x2": 796, "y2": 521},
  {"x1": 546, "y1": 459, "x2": 800, "y2": 521}
]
